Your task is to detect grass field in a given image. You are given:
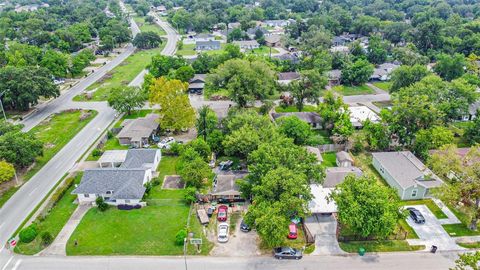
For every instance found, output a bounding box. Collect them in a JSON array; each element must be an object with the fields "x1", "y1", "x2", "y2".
[
  {"x1": 339, "y1": 240, "x2": 424, "y2": 253},
  {"x1": 15, "y1": 174, "x2": 82, "y2": 255},
  {"x1": 176, "y1": 43, "x2": 196, "y2": 56},
  {"x1": 332, "y1": 85, "x2": 375, "y2": 96},
  {"x1": 457, "y1": 242, "x2": 480, "y2": 248},
  {"x1": 274, "y1": 105, "x2": 317, "y2": 113},
  {"x1": 74, "y1": 44, "x2": 165, "y2": 102},
  {"x1": 1, "y1": 110, "x2": 96, "y2": 209},
  {"x1": 372, "y1": 82, "x2": 392, "y2": 92},
  {"x1": 134, "y1": 16, "x2": 166, "y2": 36},
  {"x1": 443, "y1": 223, "x2": 480, "y2": 237},
  {"x1": 321, "y1": 152, "x2": 337, "y2": 167}
]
